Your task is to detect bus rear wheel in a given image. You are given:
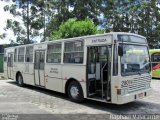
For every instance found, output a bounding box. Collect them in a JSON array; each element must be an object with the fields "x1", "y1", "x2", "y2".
[
  {"x1": 17, "y1": 73, "x2": 24, "y2": 87},
  {"x1": 68, "y1": 81, "x2": 84, "y2": 103}
]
